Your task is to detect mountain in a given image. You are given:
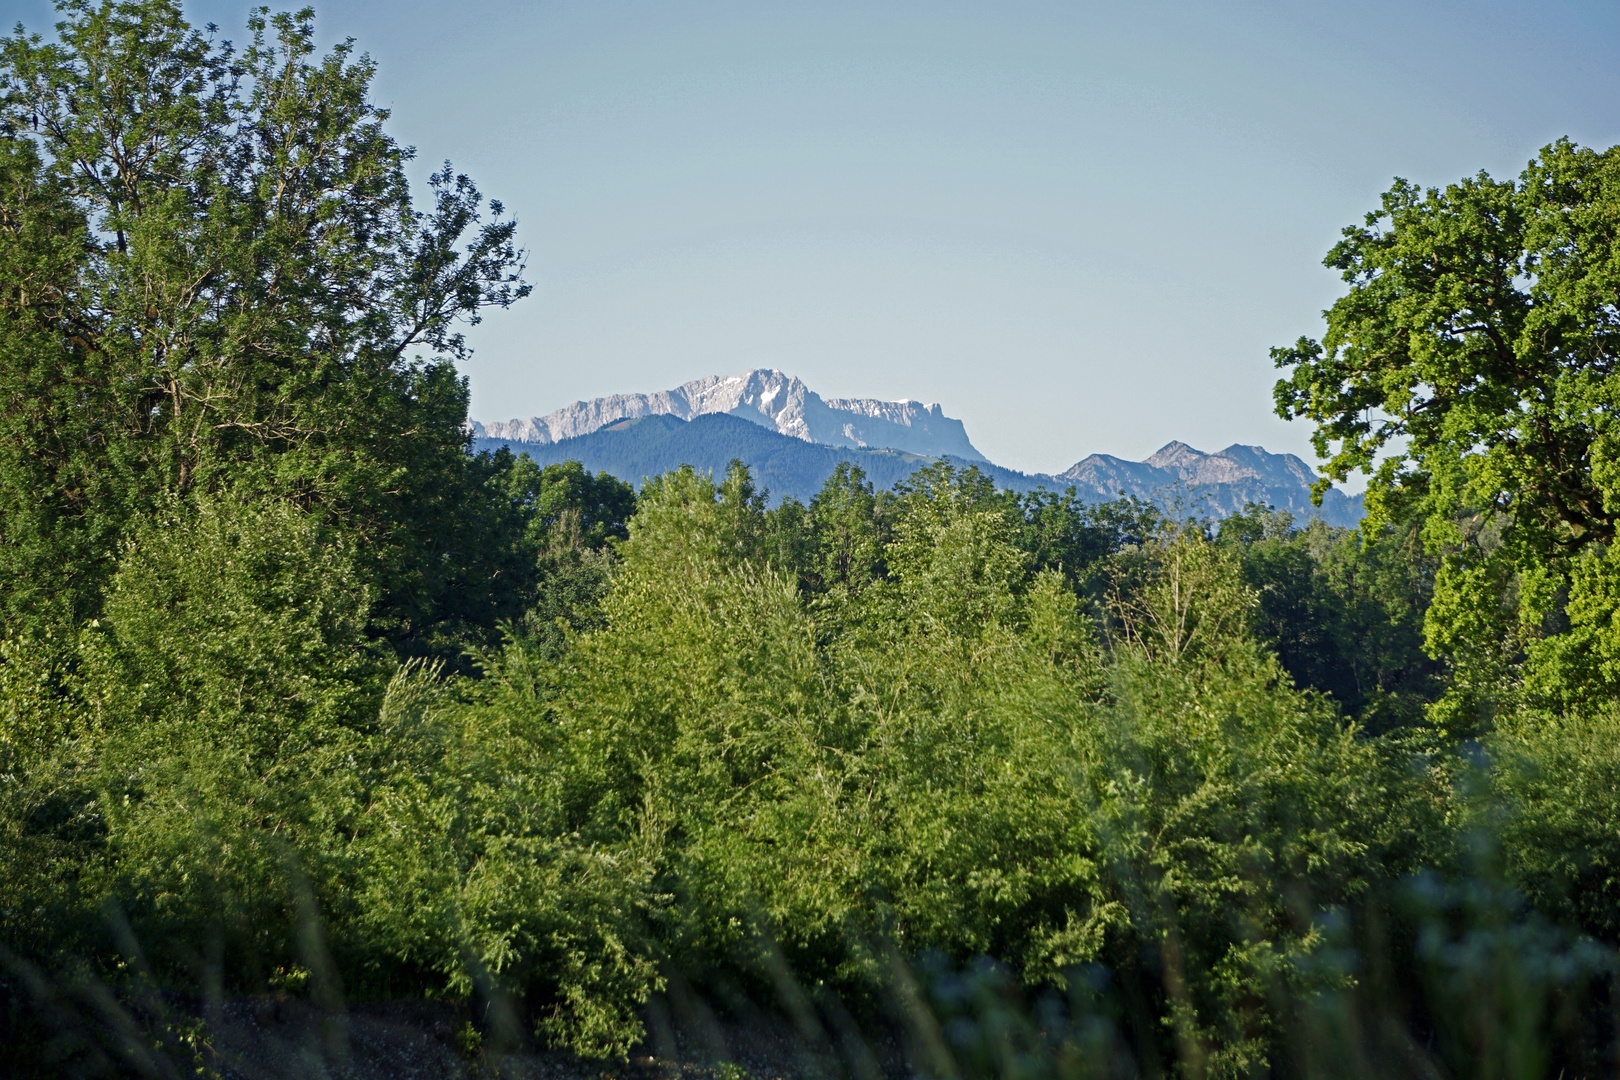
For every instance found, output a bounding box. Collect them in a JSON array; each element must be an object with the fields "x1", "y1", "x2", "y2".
[
  {"x1": 472, "y1": 368, "x2": 987, "y2": 462},
  {"x1": 475, "y1": 413, "x2": 941, "y2": 500},
  {"x1": 1054, "y1": 440, "x2": 1363, "y2": 523},
  {"x1": 473, "y1": 410, "x2": 1365, "y2": 527}
]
